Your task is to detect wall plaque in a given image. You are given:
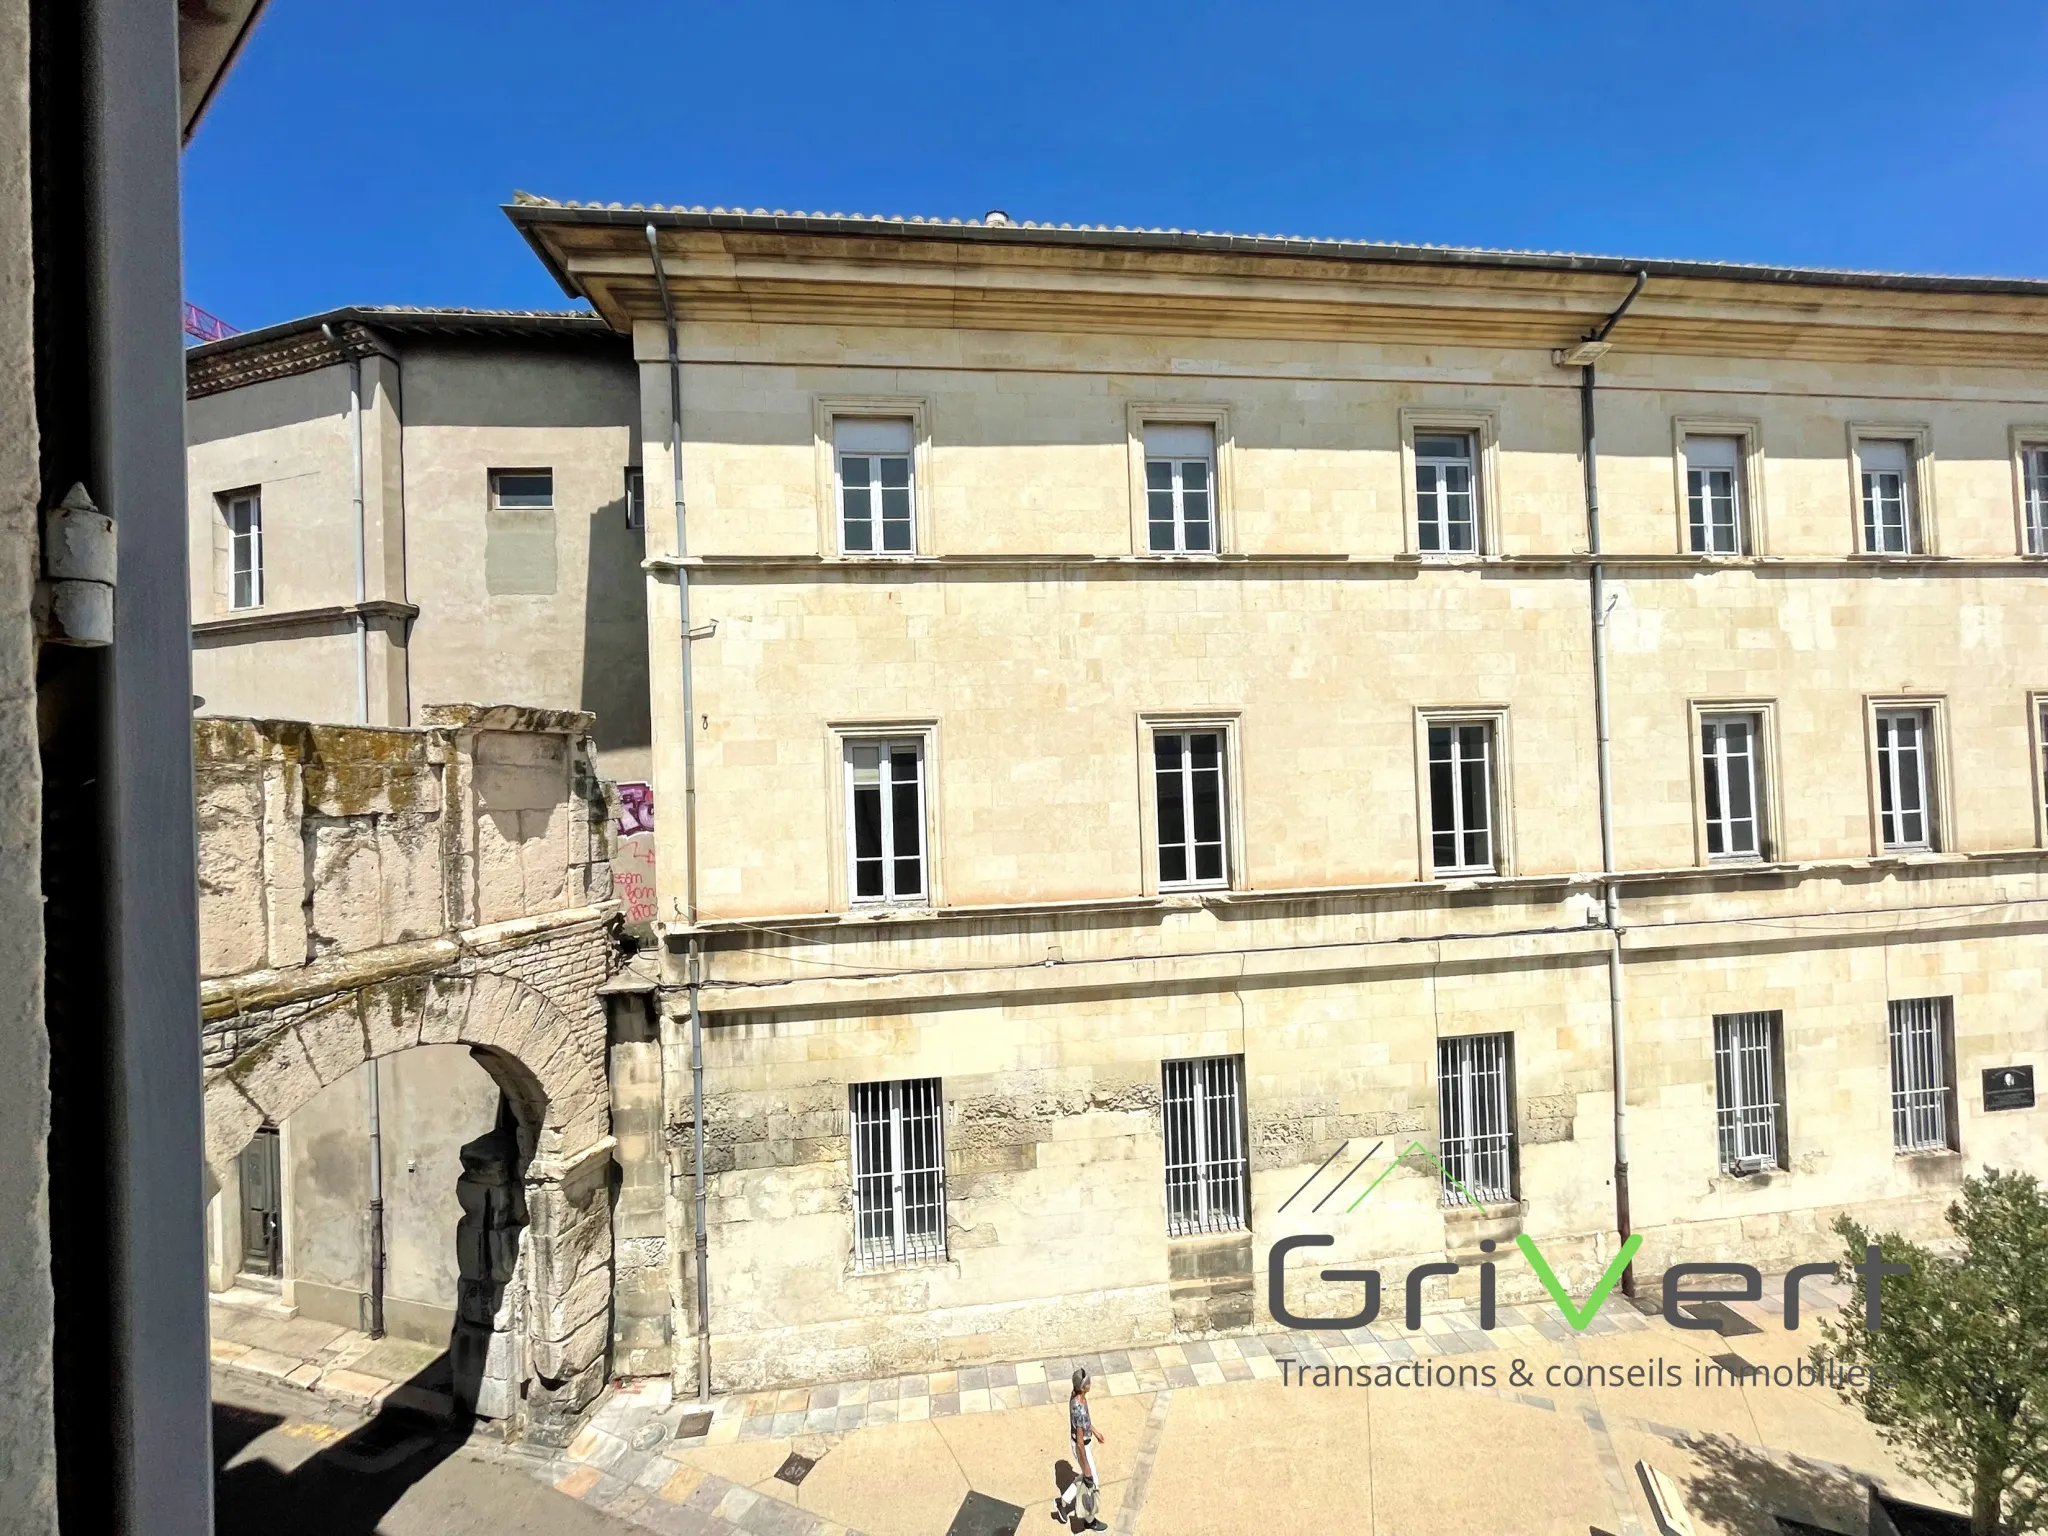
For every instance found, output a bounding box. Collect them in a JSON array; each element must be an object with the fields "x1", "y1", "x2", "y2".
[{"x1": 1983, "y1": 1065, "x2": 2035, "y2": 1112}]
